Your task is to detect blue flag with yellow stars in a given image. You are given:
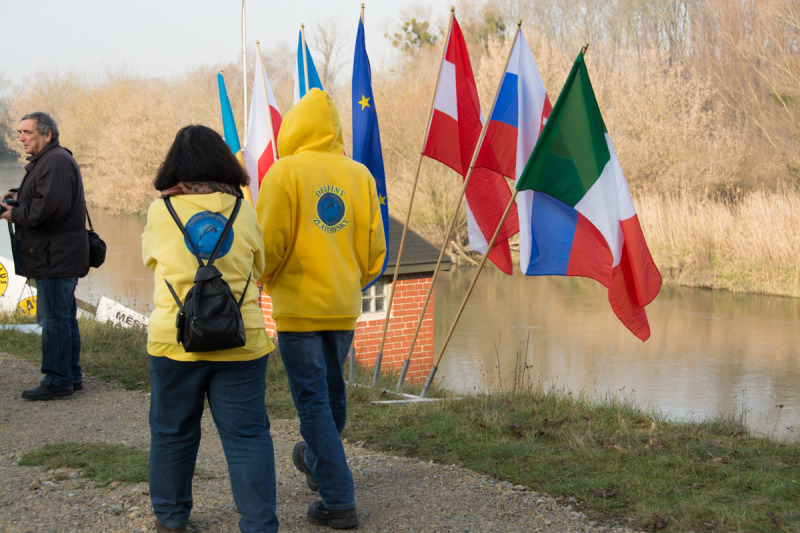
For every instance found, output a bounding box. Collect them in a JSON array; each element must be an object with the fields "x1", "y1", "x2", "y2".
[{"x1": 353, "y1": 17, "x2": 389, "y2": 288}]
